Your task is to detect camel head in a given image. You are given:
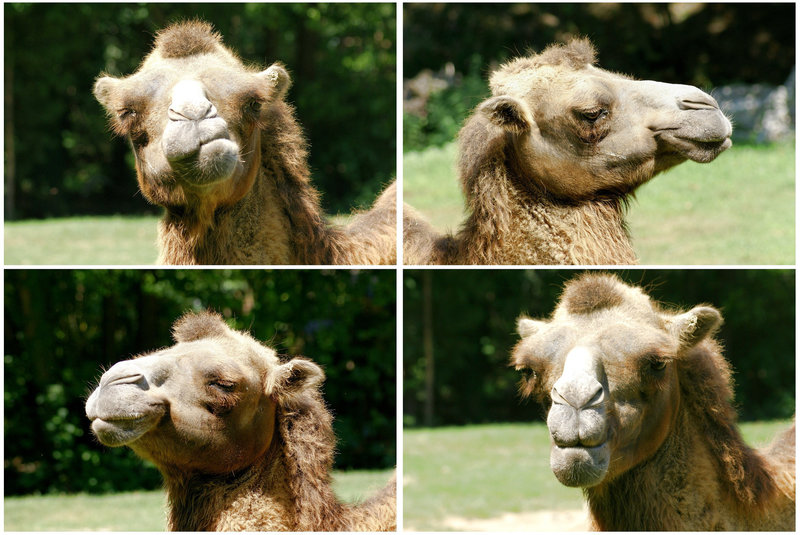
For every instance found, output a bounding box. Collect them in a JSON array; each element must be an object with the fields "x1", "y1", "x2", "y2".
[
  {"x1": 511, "y1": 273, "x2": 722, "y2": 488},
  {"x1": 86, "y1": 311, "x2": 323, "y2": 476},
  {"x1": 93, "y1": 20, "x2": 290, "y2": 215},
  {"x1": 478, "y1": 39, "x2": 732, "y2": 200}
]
